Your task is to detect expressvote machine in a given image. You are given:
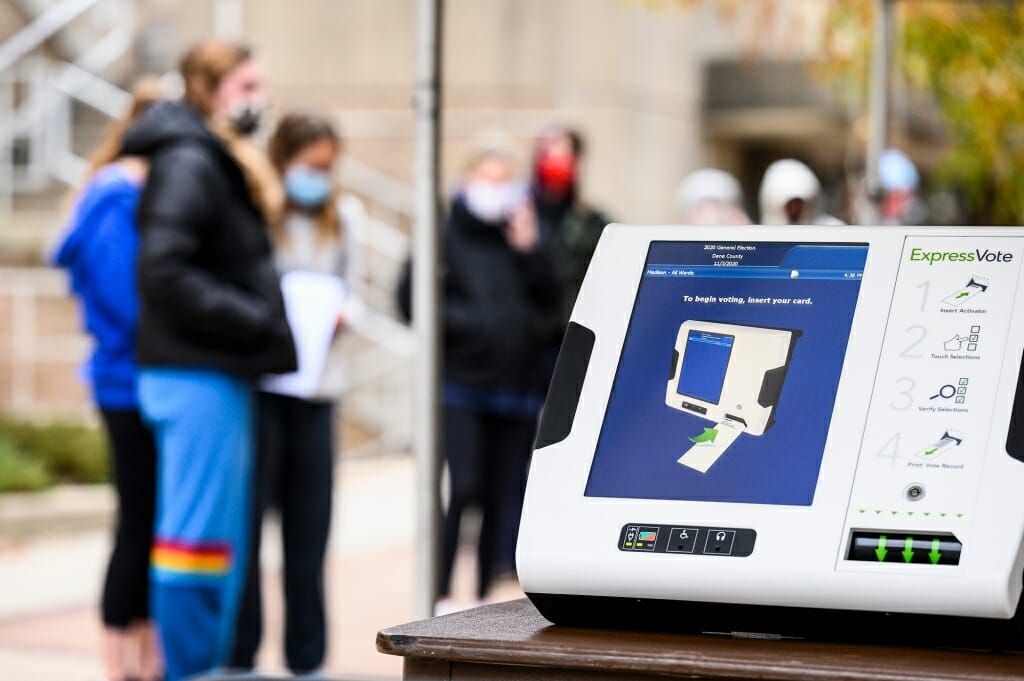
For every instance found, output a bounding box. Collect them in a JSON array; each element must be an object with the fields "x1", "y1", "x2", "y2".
[{"x1": 517, "y1": 225, "x2": 1024, "y2": 647}]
